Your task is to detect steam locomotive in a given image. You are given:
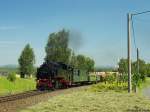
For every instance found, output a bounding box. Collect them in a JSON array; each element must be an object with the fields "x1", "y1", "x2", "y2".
[{"x1": 36, "y1": 61, "x2": 100, "y2": 90}]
